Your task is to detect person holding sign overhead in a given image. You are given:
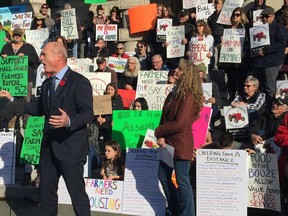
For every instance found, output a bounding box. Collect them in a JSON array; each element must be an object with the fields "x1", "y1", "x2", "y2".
[{"x1": 155, "y1": 59, "x2": 203, "y2": 216}]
